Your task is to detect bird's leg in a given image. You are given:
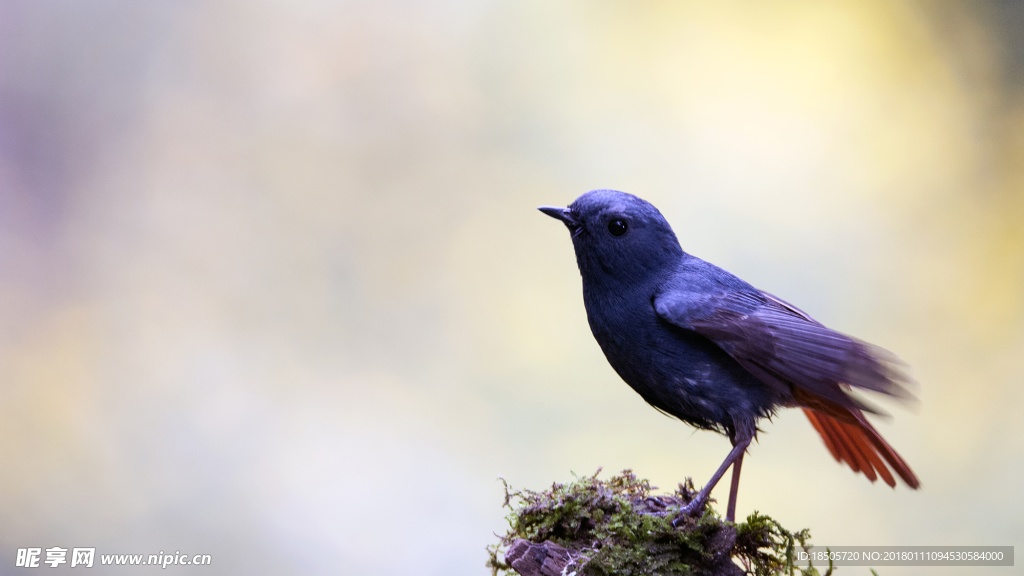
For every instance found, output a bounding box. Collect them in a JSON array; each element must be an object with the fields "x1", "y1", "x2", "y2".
[
  {"x1": 673, "y1": 436, "x2": 751, "y2": 525},
  {"x1": 726, "y1": 451, "x2": 744, "y2": 523}
]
